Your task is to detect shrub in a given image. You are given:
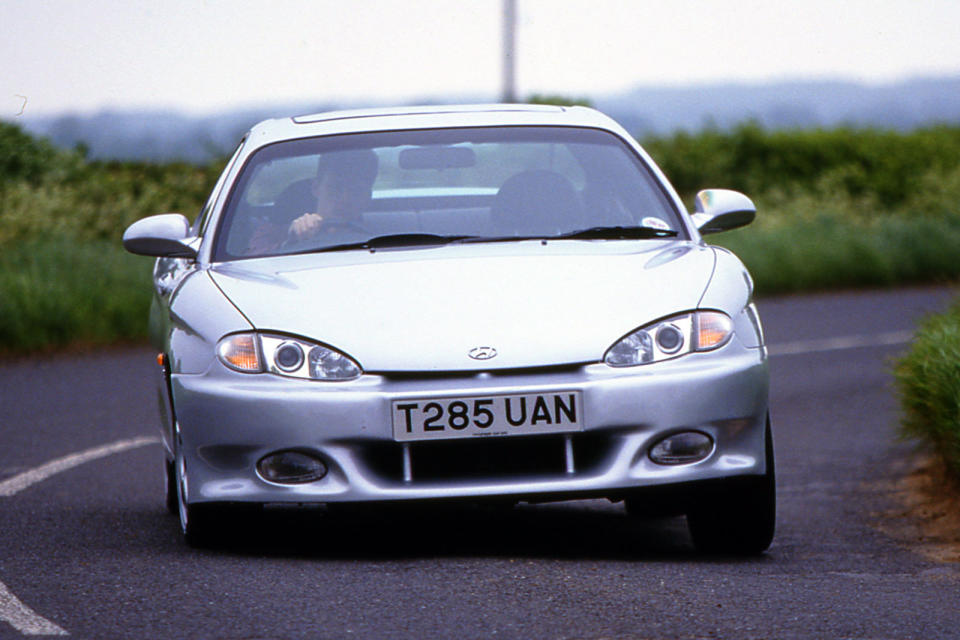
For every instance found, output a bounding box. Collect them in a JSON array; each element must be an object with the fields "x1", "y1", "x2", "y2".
[{"x1": 895, "y1": 299, "x2": 960, "y2": 480}]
